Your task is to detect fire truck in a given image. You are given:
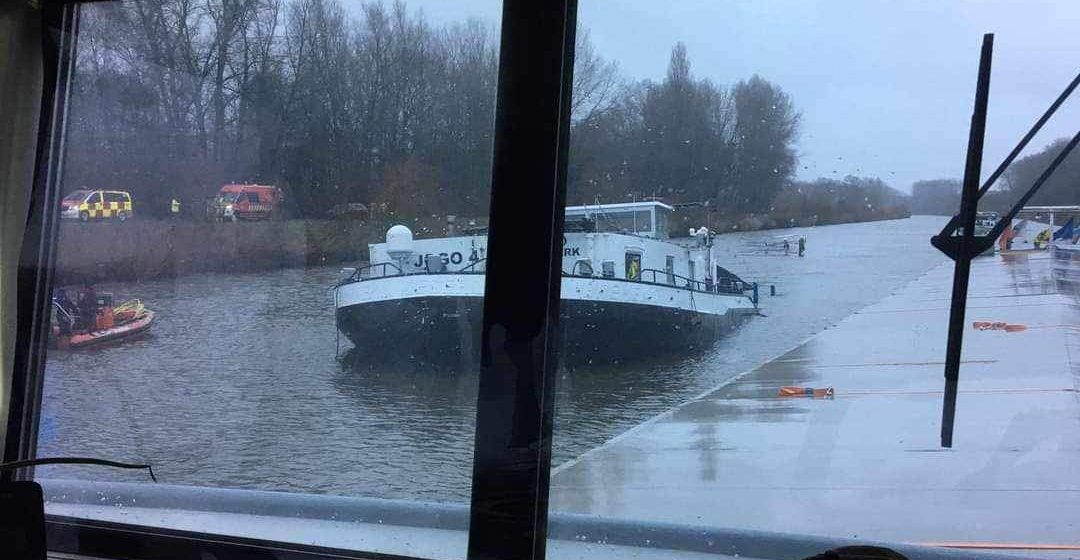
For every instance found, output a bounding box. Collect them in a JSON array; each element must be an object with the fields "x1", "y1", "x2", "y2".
[{"x1": 211, "y1": 184, "x2": 283, "y2": 222}]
